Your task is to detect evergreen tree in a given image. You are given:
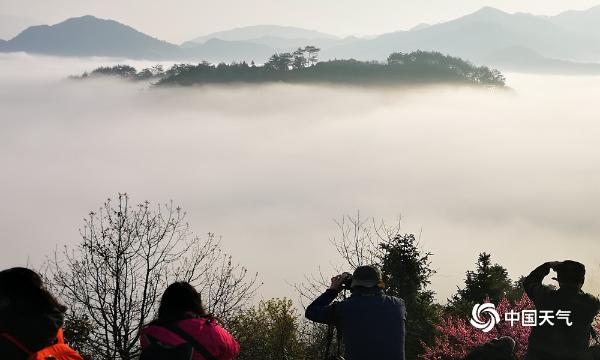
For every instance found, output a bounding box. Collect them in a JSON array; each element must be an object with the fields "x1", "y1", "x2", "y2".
[
  {"x1": 265, "y1": 52, "x2": 293, "y2": 71},
  {"x1": 380, "y1": 234, "x2": 441, "y2": 360},
  {"x1": 292, "y1": 47, "x2": 308, "y2": 69},
  {"x1": 447, "y1": 253, "x2": 523, "y2": 317},
  {"x1": 304, "y1": 45, "x2": 321, "y2": 66}
]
